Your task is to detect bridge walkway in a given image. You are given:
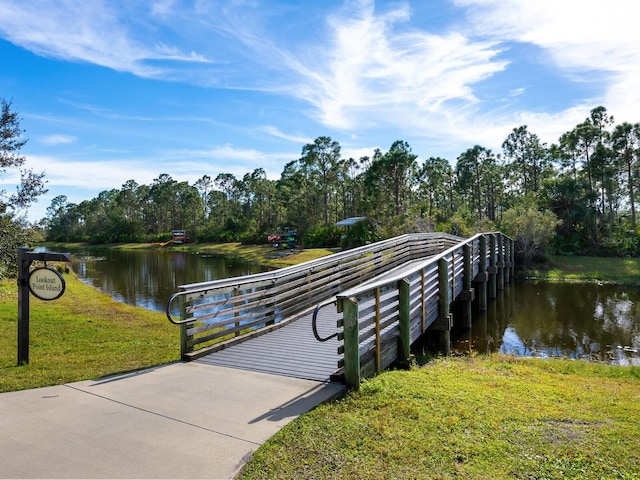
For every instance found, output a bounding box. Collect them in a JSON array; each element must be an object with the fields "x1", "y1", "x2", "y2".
[
  {"x1": 166, "y1": 233, "x2": 515, "y2": 387},
  {"x1": 194, "y1": 259, "x2": 428, "y2": 382},
  {"x1": 195, "y1": 307, "x2": 341, "y2": 382}
]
